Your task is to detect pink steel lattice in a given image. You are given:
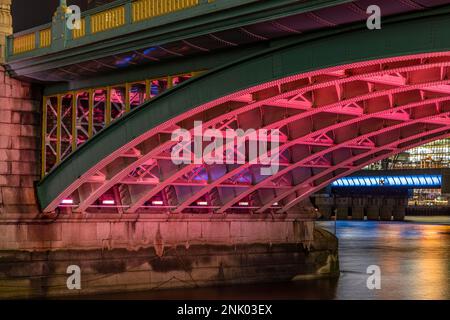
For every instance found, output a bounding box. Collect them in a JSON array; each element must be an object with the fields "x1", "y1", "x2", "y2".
[{"x1": 45, "y1": 53, "x2": 450, "y2": 214}]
